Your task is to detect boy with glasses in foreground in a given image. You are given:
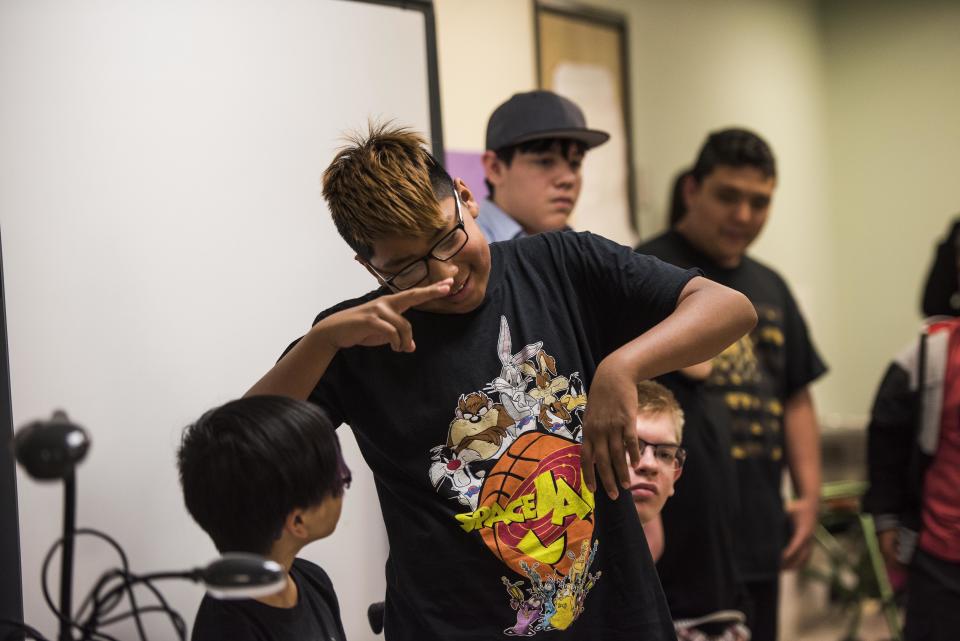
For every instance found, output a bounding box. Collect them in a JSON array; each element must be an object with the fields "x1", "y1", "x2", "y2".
[{"x1": 246, "y1": 124, "x2": 756, "y2": 640}]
